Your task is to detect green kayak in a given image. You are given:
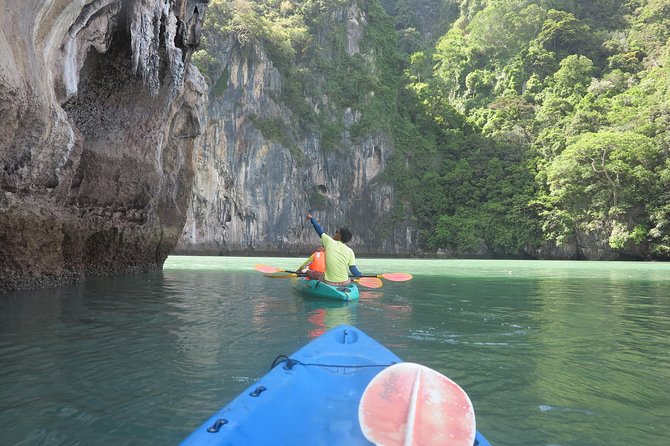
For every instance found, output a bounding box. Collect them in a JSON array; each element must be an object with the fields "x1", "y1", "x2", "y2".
[{"x1": 290, "y1": 277, "x2": 360, "y2": 301}]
